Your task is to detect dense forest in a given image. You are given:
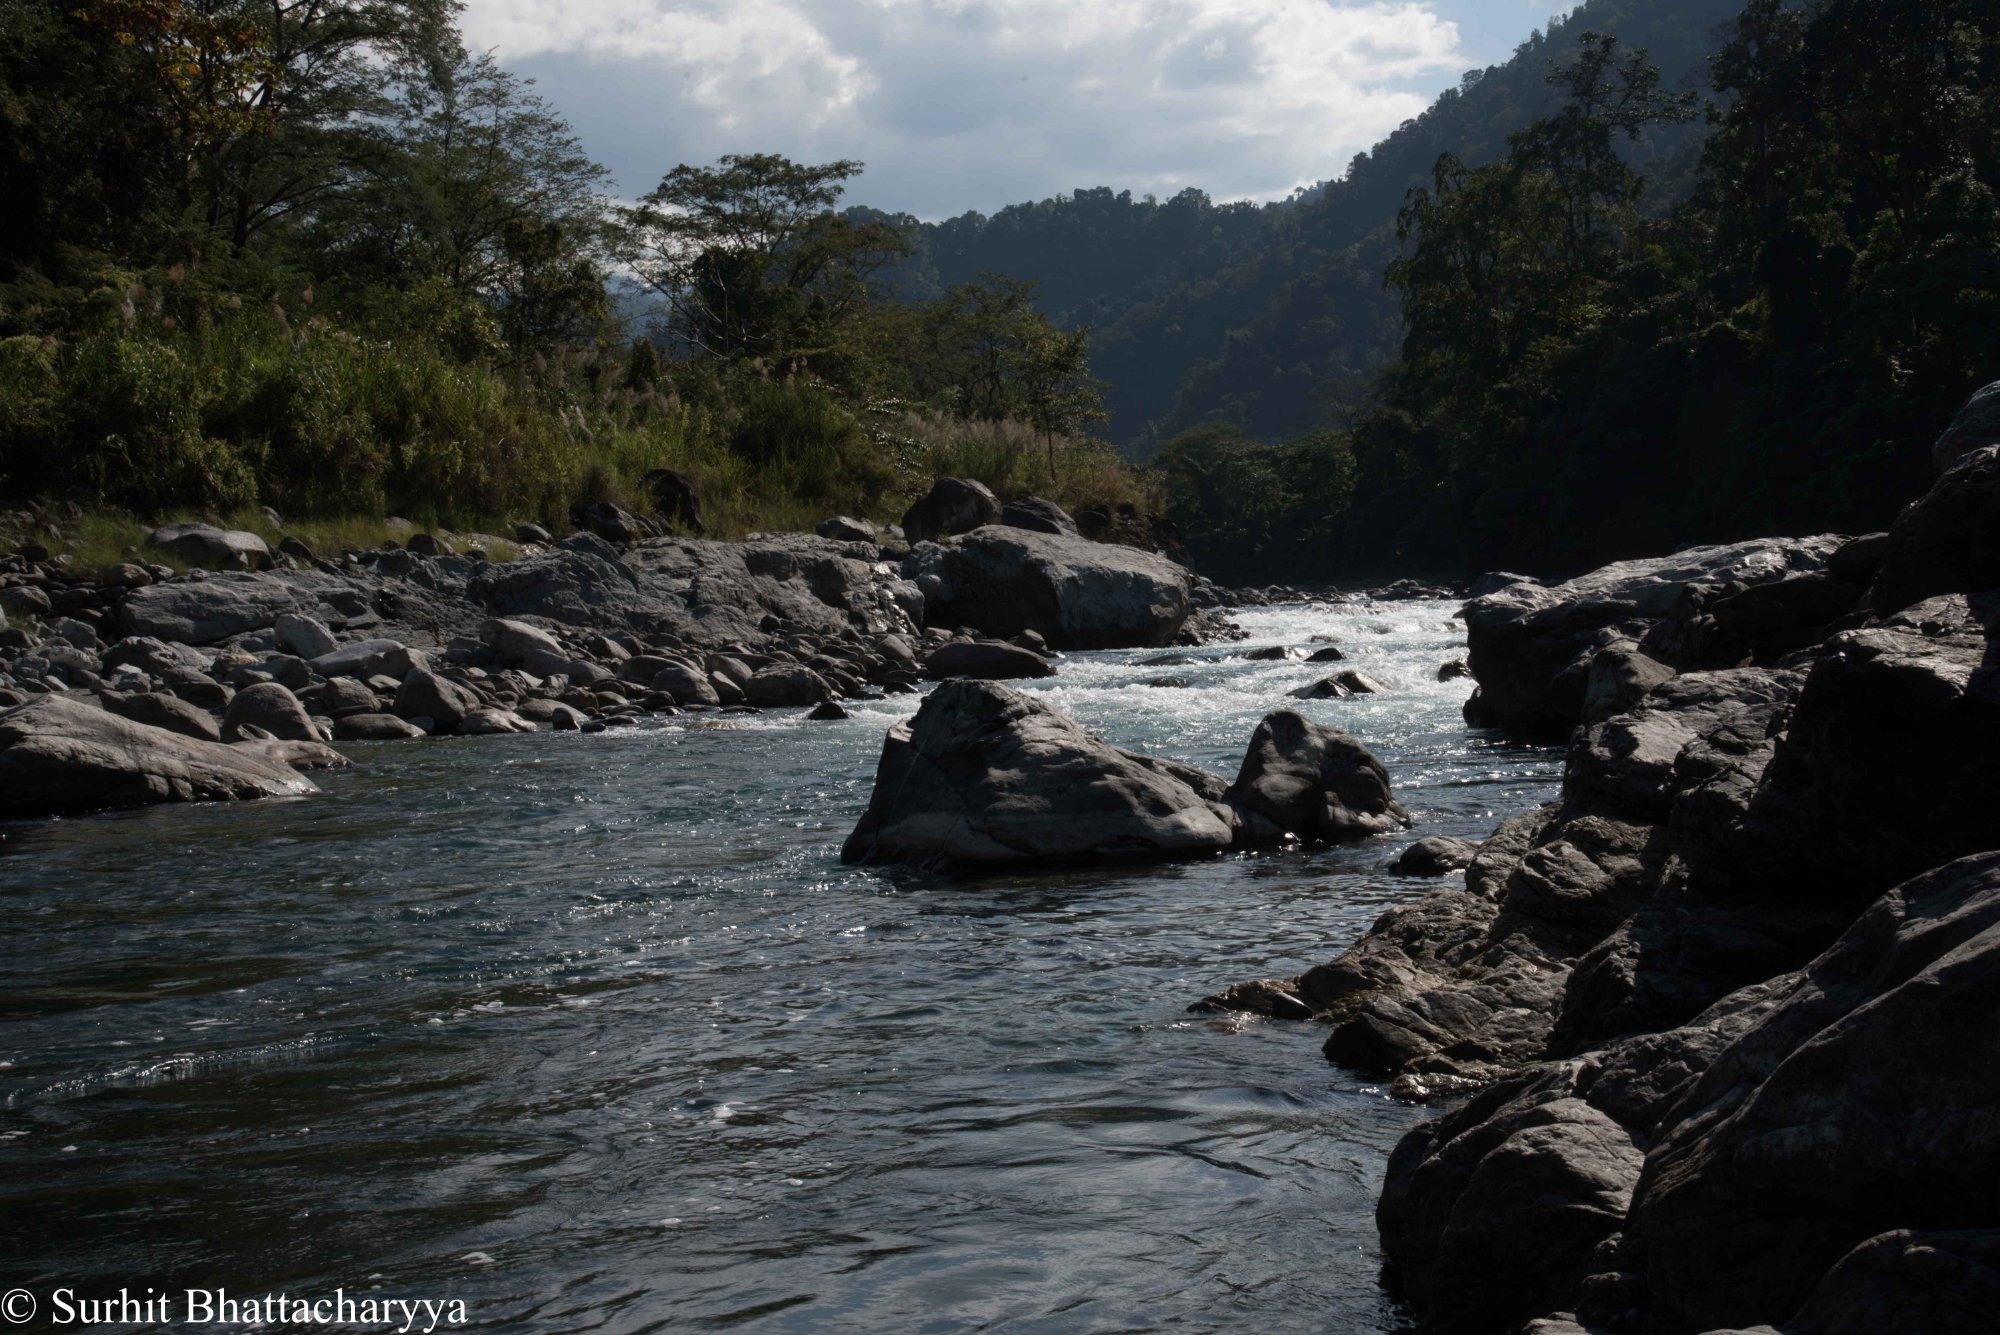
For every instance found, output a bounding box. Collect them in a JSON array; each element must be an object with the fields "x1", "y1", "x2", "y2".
[{"x1": 1, "y1": 0, "x2": 1994, "y2": 588}]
